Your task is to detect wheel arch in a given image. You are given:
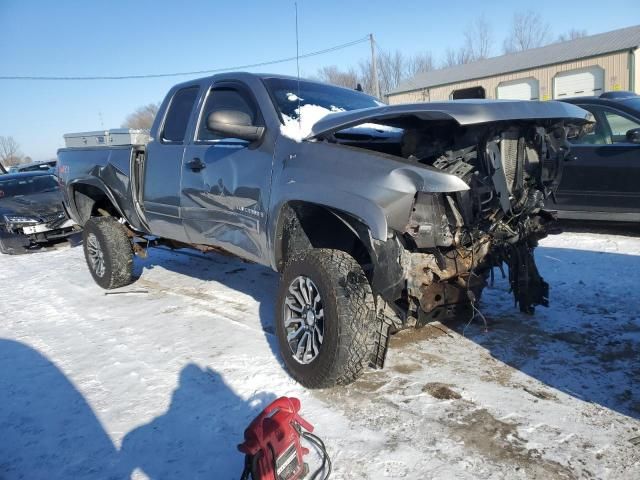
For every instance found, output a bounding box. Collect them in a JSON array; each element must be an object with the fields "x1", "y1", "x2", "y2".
[
  {"x1": 67, "y1": 179, "x2": 125, "y2": 225},
  {"x1": 273, "y1": 201, "x2": 377, "y2": 275}
]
